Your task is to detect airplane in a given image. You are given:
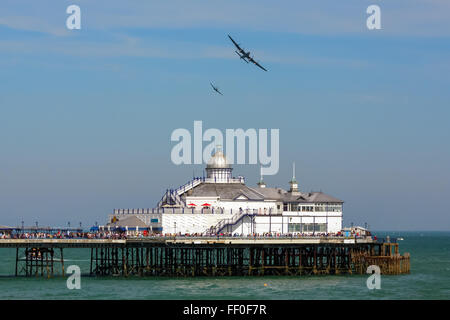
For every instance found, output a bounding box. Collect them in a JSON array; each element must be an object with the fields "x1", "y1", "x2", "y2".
[
  {"x1": 210, "y1": 82, "x2": 223, "y2": 95},
  {"x1": 228, "y1": 34, "x2": 267, "y2": 71}
]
